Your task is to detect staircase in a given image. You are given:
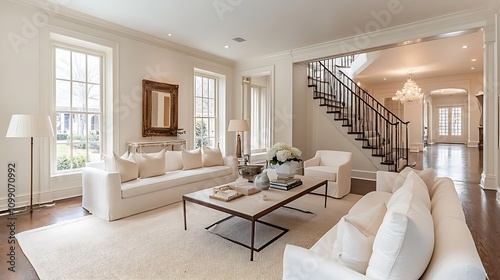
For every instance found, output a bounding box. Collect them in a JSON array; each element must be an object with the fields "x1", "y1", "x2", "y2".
[{"x1": 307, "y1": 58, "x2": 409, "y2": 172}]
